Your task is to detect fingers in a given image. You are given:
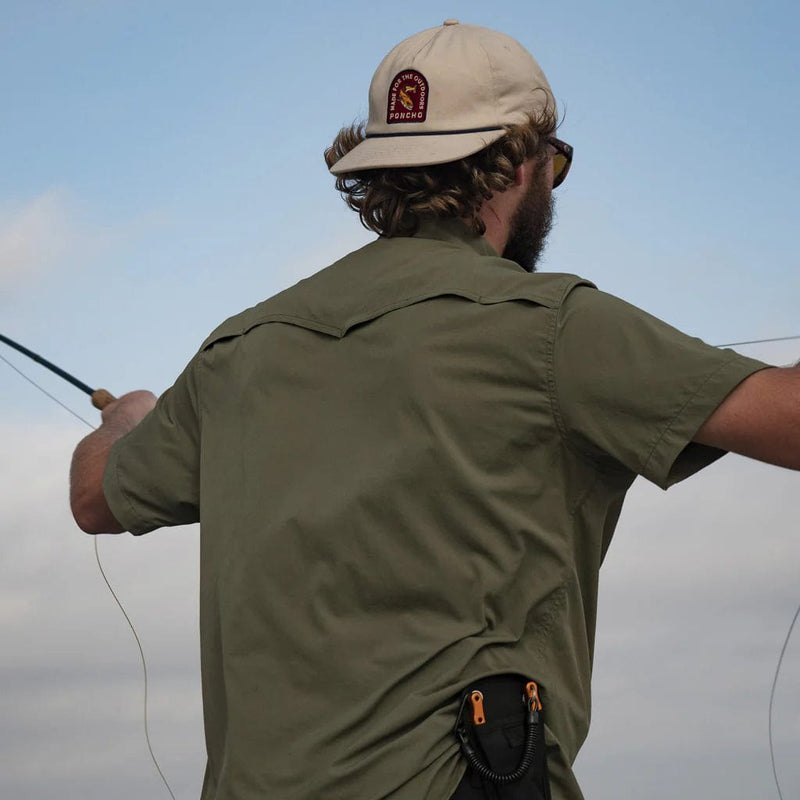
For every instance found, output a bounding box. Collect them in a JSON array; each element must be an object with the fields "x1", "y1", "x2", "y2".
[{"x1": 100, "y1": 390, "x2": 157, "y2": 432}]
